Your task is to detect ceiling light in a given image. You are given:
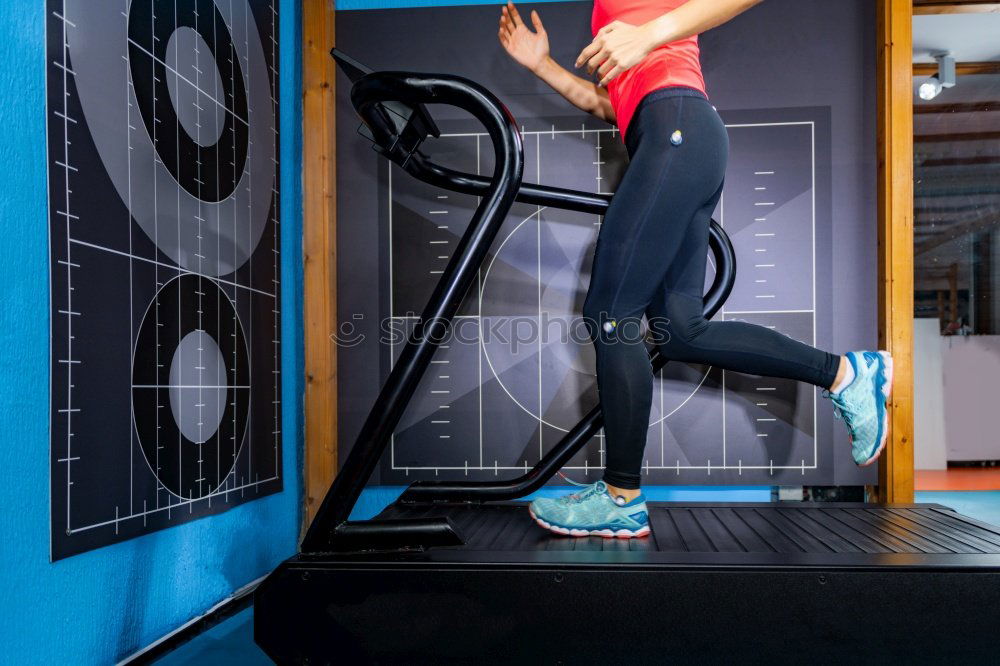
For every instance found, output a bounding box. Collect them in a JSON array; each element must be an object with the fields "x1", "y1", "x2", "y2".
[
  {"x1": 918, "y1": 53, "x2": 956, "y2": 101},
  {"x1": 919, "y1": 76, "x2": 942, "y2": 100}
]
